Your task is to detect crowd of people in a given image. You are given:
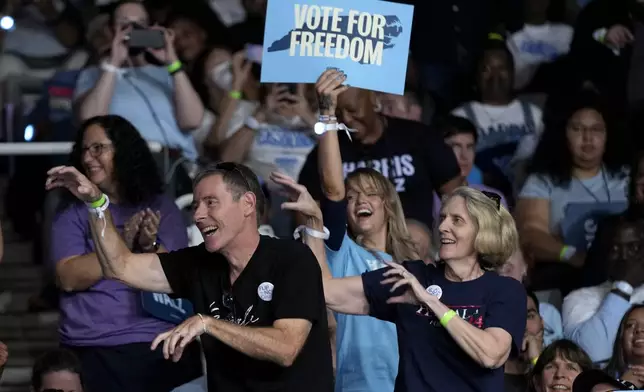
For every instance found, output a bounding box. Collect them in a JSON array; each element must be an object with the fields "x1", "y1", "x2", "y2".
[{"x1": 1, "y1": 0, "x2": 644, "y2": 391}]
